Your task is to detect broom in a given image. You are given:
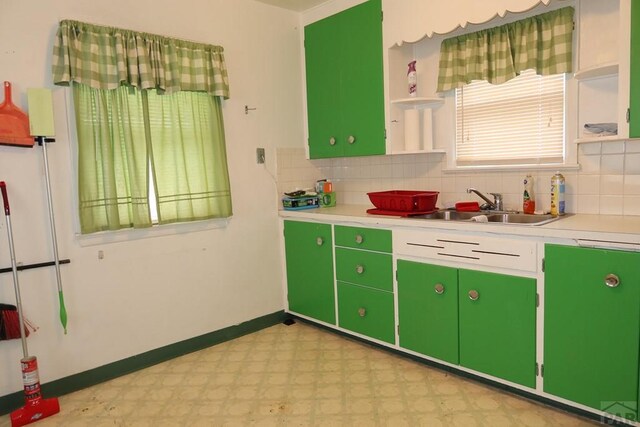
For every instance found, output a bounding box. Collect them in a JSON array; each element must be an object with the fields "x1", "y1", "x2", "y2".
[
  {"x1": 1, "y1": 303, "x2": 36, "y2": 340},
  {"x1": 0, "y1": 181, "x2": 60, "y2": 426}
]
